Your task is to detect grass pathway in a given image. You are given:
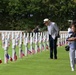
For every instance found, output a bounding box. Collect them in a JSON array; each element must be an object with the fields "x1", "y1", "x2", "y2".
[{"x1": 0, "y1": 46, "x2": 76, "y2": 75}]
